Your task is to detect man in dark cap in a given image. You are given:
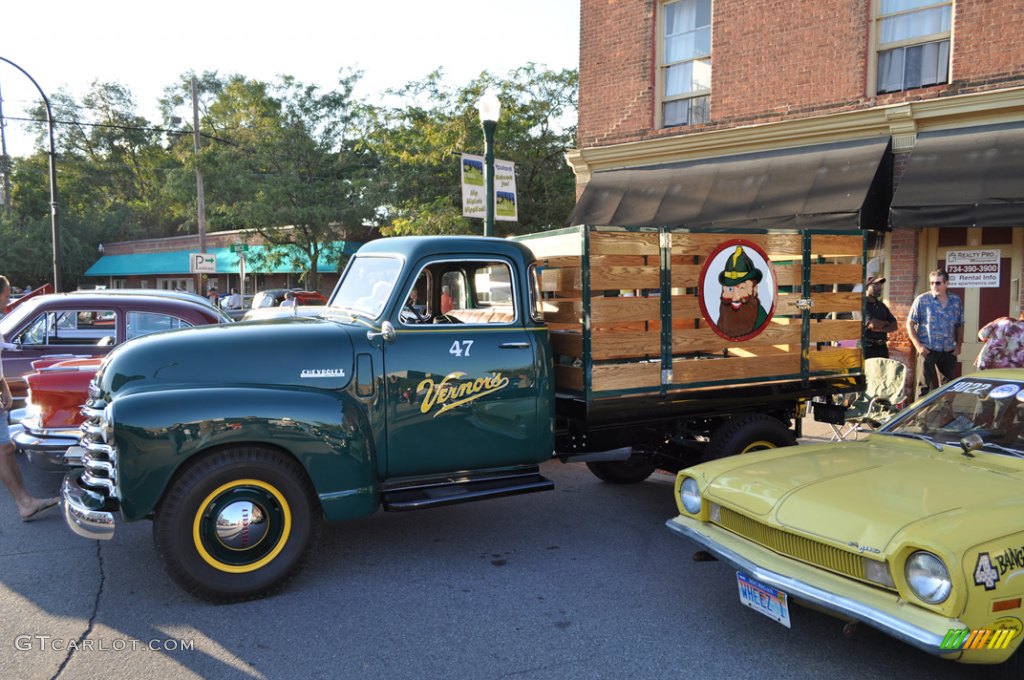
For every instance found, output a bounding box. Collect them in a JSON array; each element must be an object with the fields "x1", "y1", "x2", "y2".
[
  {"x1": 717, "y1": 245, "x2": 769, "y2": 339},
  {"x1": 864, "y1": 276, "x2": 897, "y2": 359}
]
